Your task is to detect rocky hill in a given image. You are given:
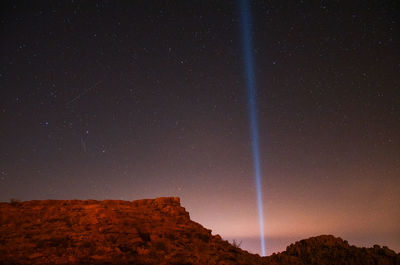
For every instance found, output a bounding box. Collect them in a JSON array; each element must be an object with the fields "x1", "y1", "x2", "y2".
[
  {"x1": 0, "y1": 197, "x2": 262, "y2": 264},
  {"x1": 264, "y1": 235, "x2": 400, "y2": 265},
  {"x1": 0, "y1": 197, "x2": 398, "y2": 265}
]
